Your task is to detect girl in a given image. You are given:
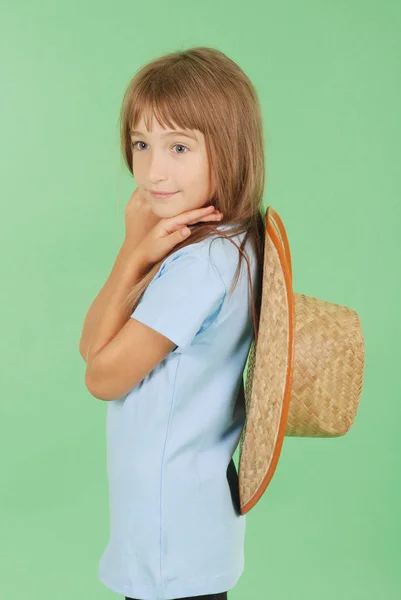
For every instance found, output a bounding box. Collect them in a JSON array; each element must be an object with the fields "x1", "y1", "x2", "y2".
[{"x1": 80, "y1": 46, "x2": 265, "y2": 600}]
